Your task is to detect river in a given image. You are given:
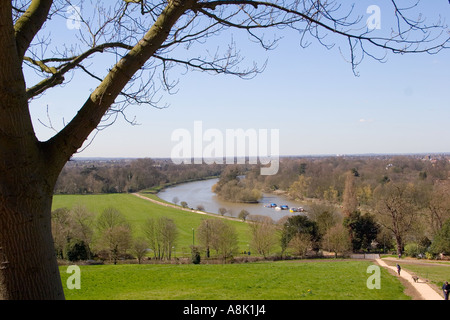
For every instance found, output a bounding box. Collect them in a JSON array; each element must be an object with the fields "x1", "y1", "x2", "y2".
[{"x1": 157, "y1": 178, "x2": 307, "y2": 221}]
